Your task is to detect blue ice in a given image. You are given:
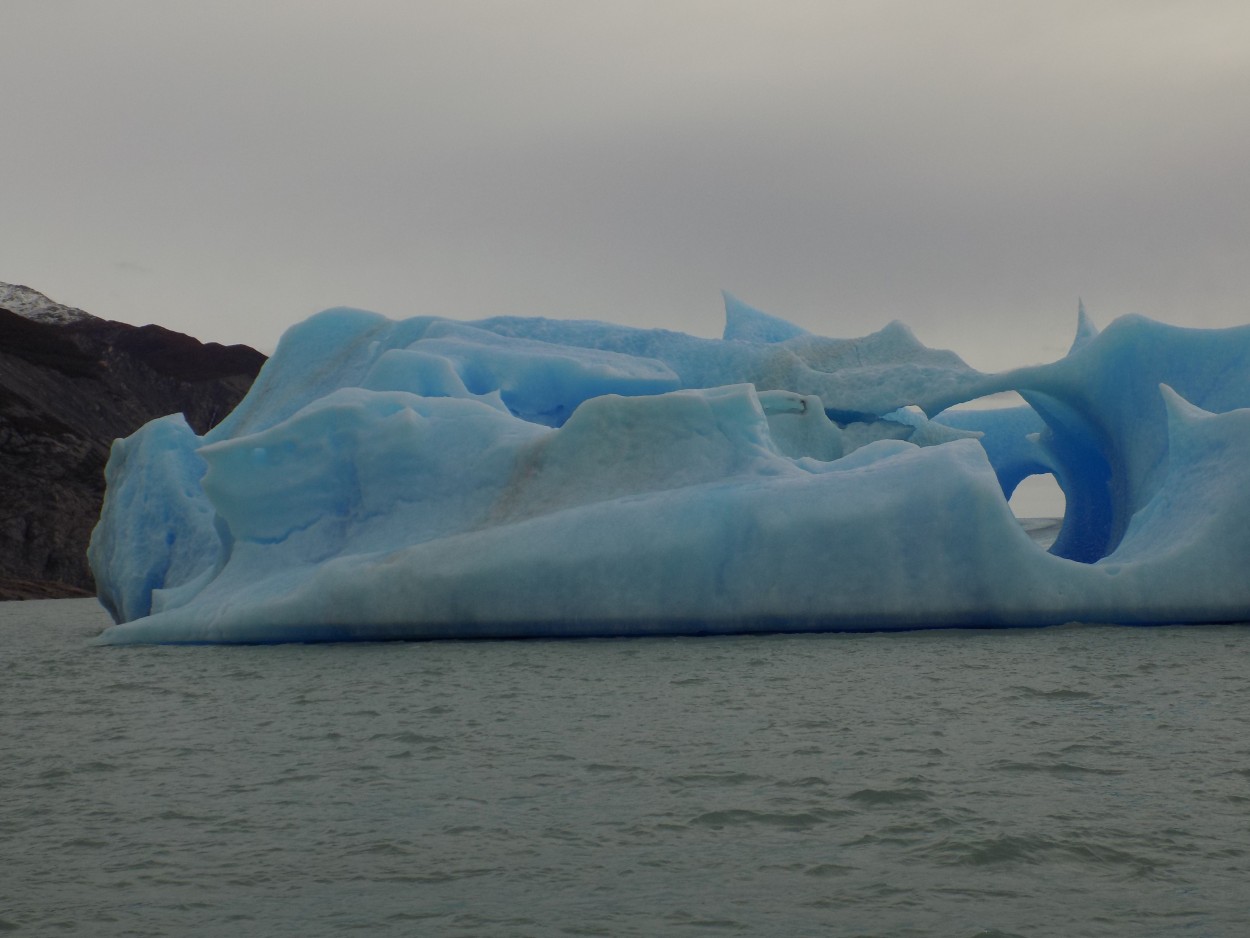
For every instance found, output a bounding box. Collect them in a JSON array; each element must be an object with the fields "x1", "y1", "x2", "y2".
[{"x1": 90, "y1": 297, "x2": 1250, "y2": 643}]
